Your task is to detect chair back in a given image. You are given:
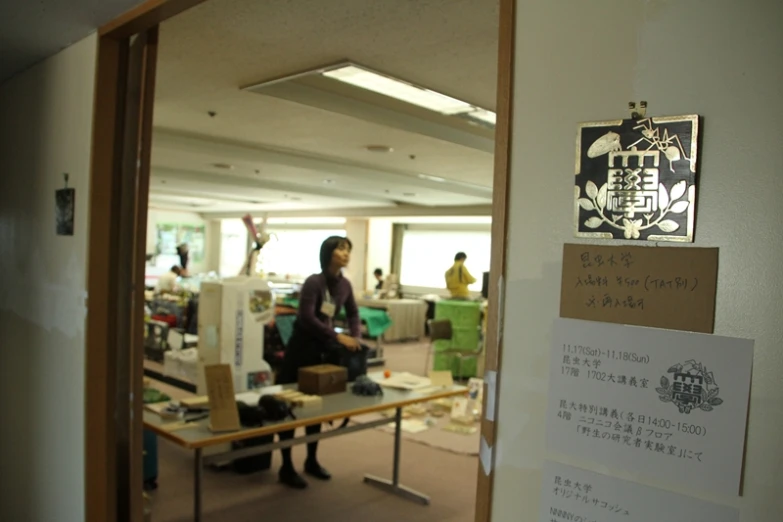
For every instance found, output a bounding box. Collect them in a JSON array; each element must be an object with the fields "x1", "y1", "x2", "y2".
[{"x1": 428, "y1": 319, "x2": 453, "y2": 342}]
